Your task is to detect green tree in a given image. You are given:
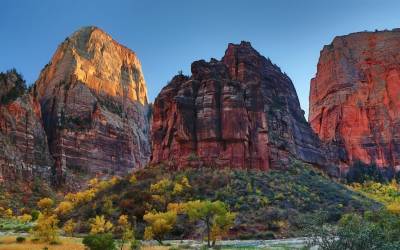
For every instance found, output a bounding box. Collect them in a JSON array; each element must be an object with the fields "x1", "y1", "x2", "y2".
[
  {"x1": 184, "y1": 200, "x2": 235, "y2": 247},
  {"x1": 83, "y1": 233, "x2": 116, "y2": 250},
  {"x1": 307, "y1": 211, "x2": 400, "y2": 250}
]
